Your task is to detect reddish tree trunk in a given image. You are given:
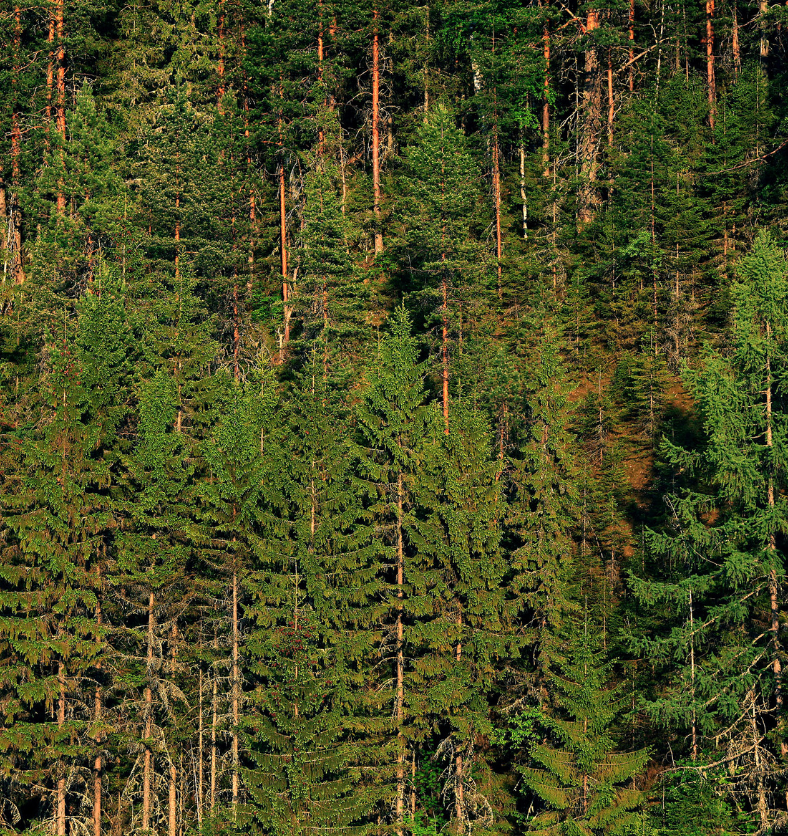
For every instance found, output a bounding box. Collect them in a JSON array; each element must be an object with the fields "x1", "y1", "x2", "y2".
[
  {"x1": 578, "y1": 10, "x2": 602, "y2": 225},
  {"x1": 142, "y1": 593, "x2": 154, "y2": 833},
  {"x1": 372, "y1": 8, "x2": 383, "y2": 254},
  {"x1": 55, "y1": 0, "x2": 66, "y2": 215},
  {"x1": 628, "y1": 0, "x2": 635, "y2": 91},
  {"x1": 705, "y1": 0, "x2": 716, "y2": 129},
  {"x1": 542, "y1": 25, "x2": 550, "y2": 176},
  {"x1": 57, "y1": 661, "x2": 66, "y2": 836}
]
